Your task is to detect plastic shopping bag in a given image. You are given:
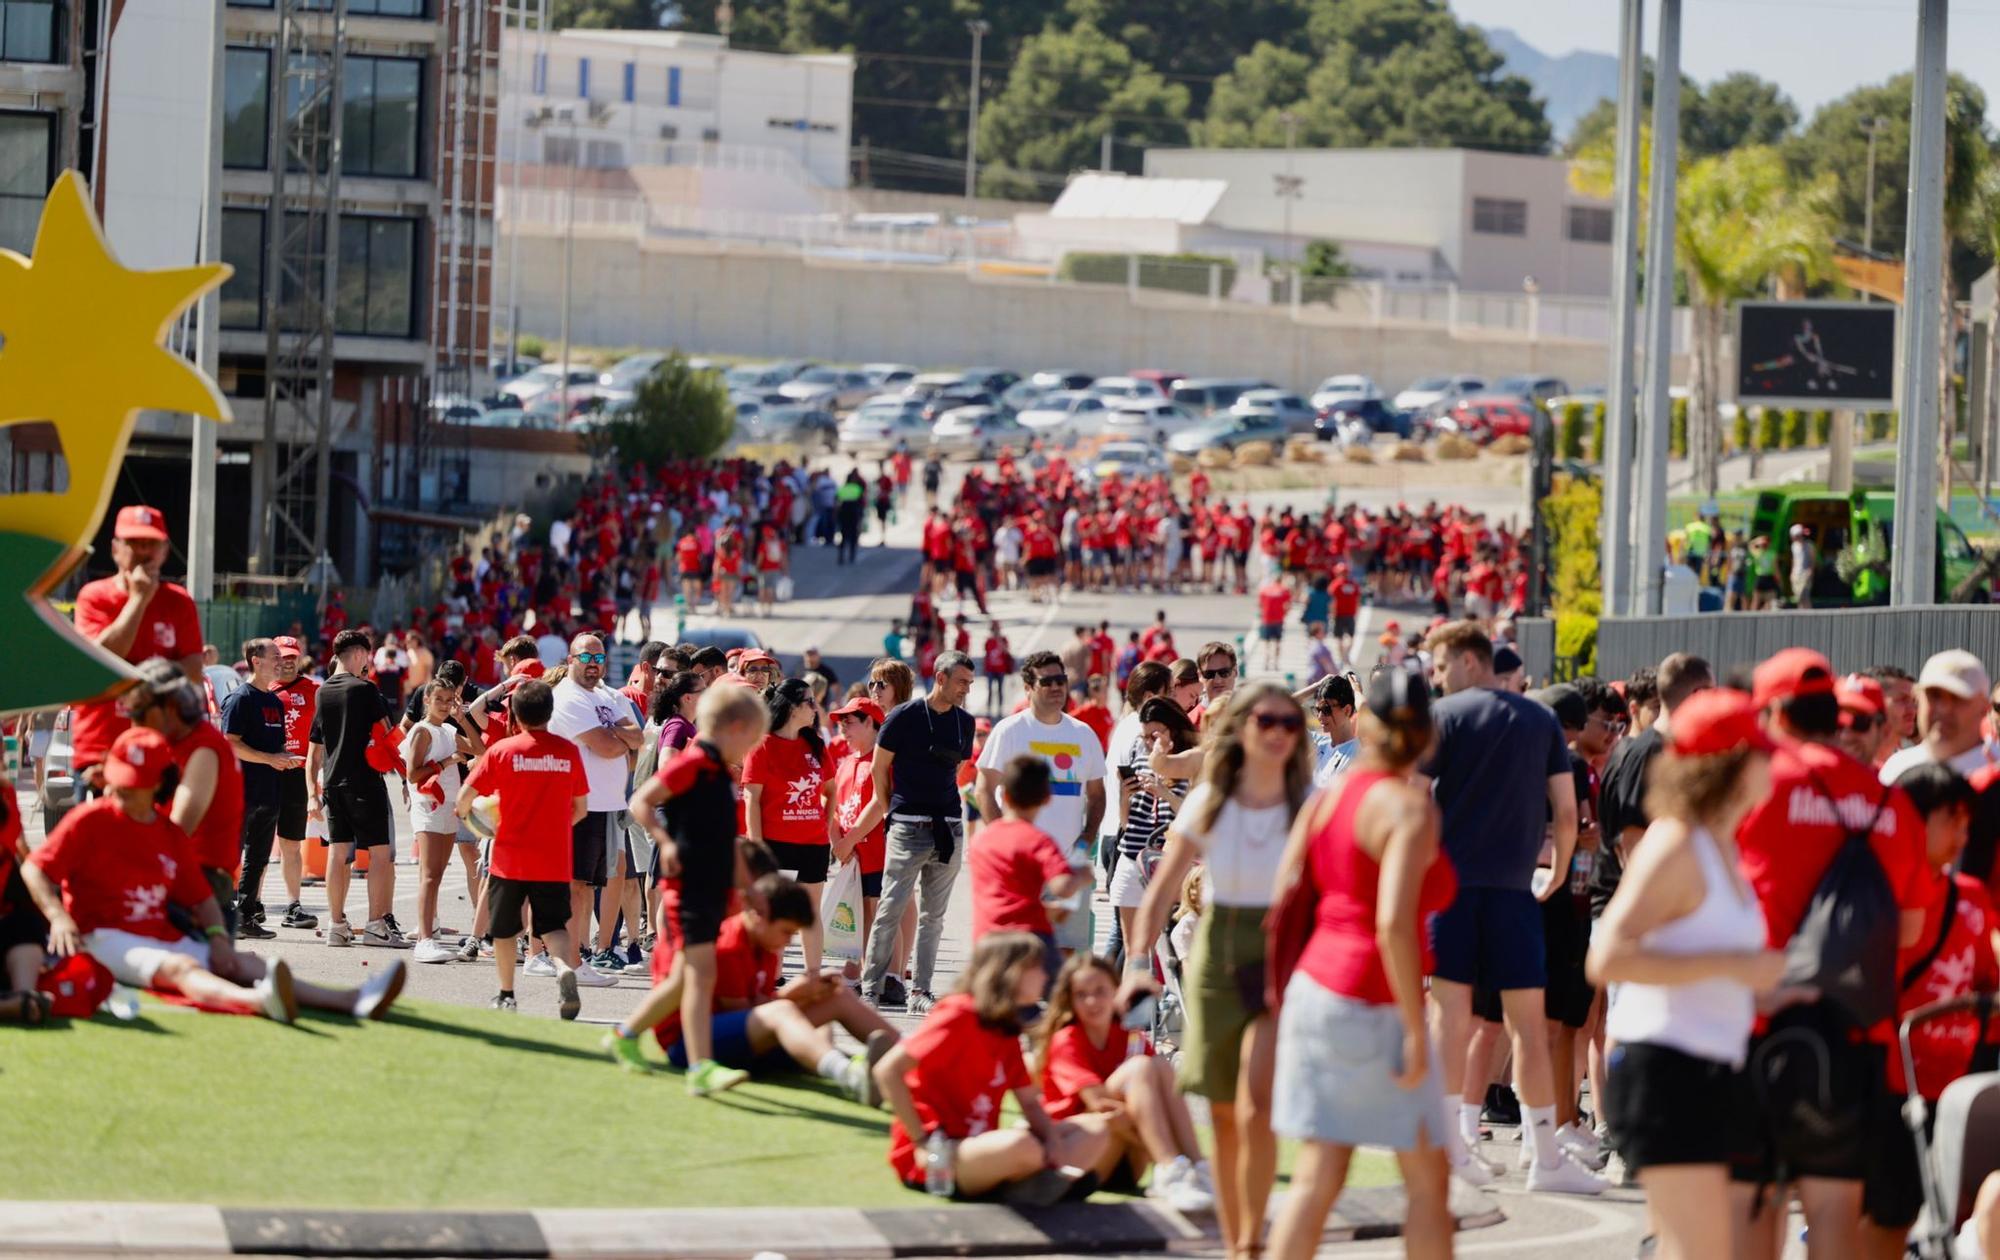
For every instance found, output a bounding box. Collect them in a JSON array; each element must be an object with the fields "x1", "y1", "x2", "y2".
[{"x1": 821, "y1": 859, "x2": 864, "y2": 961}]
